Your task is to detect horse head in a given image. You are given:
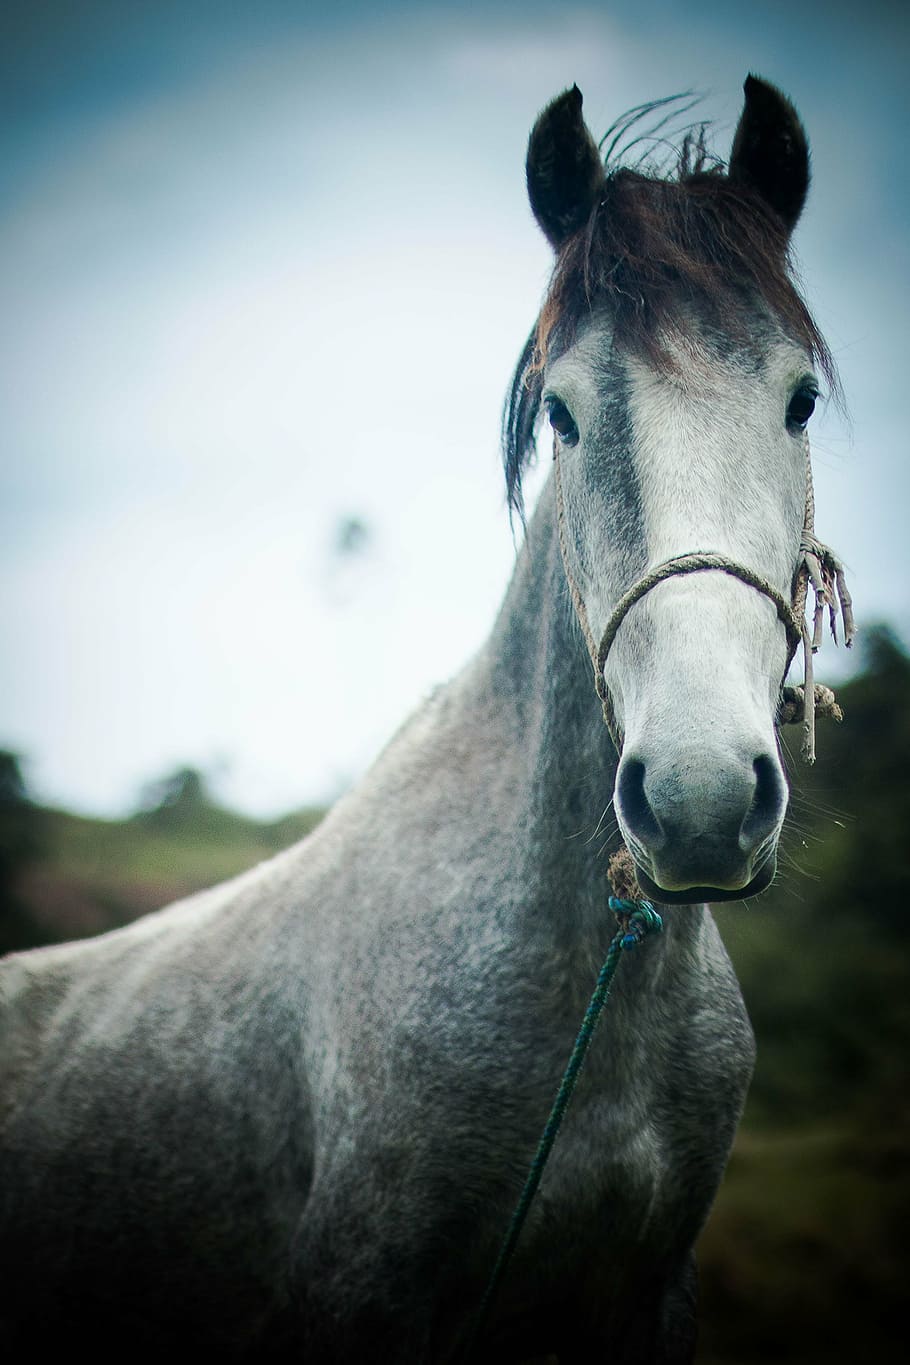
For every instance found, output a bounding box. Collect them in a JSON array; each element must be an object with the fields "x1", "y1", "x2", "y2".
[{"x1": 512, "y1": 76, "x2": 834, "y2": 903}]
